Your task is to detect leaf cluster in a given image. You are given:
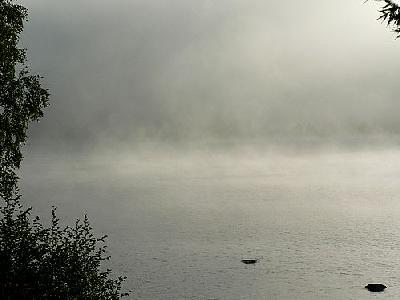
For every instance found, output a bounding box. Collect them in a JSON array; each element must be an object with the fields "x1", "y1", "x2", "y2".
[
  {"x1": 0, "y1": 198, "x2": 128, "y2": 299},
  {"x1": 374, "y1": 0, "x2": 400, "y2": 37},
  {"x1": 0, "y1": 0, "x2": 49, "y2": 199}
]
